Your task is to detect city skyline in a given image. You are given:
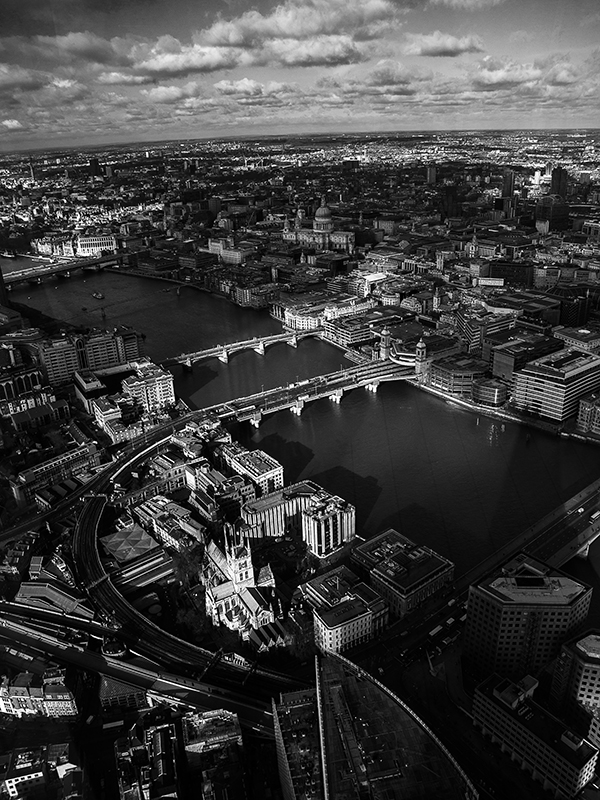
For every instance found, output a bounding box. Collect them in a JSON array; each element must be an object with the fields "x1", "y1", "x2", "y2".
[{"x1": 2, "y1": 0, "x2": 600, "y2": 150}]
